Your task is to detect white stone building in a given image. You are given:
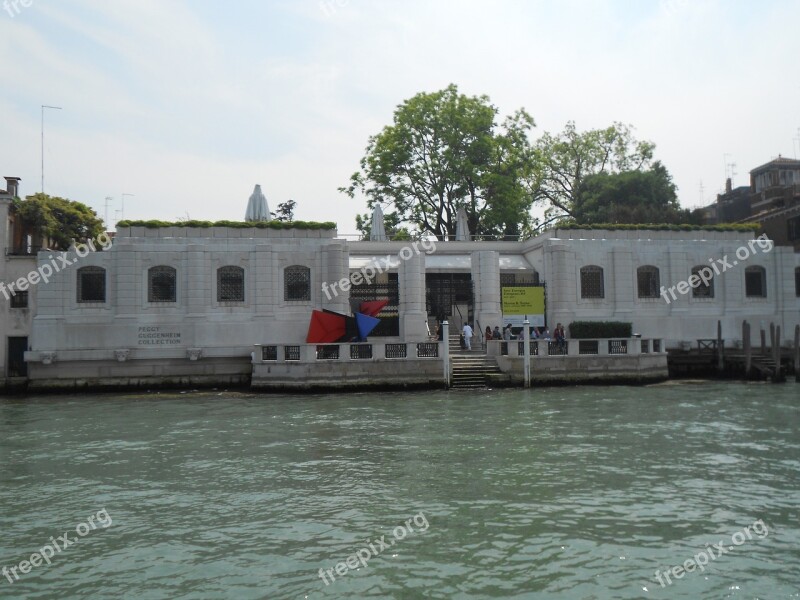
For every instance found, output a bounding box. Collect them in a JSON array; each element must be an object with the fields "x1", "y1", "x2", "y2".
[{"x1": 1, "y1": 183, "x2": 798, "y2": 390}]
